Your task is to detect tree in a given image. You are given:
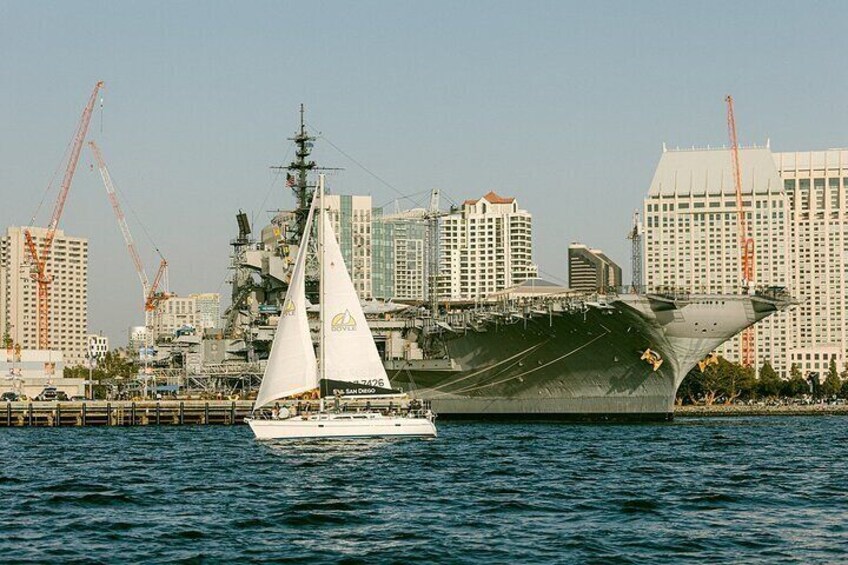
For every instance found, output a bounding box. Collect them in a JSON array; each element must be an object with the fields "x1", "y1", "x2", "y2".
[
  {"x1": 677, "y1": 371, "x2": 704, "y2": 405},
  {"x1": 782, "y1": 364, "x2": 809, "y2": 397},
  {"x1": 680, "y1": 356, "x2": 755, "y2": 405},
  {"x1": 721, "y1": 358, "x2": 755, "y2": 404},
  {"x1": 681, "y1": 364, "x2": 721, "y2": 406},
  {"x1": 821, "y1": 358, "x2": 842, "y2": 399},
  {"x1": 756, "y1": 361, "x2": 781, "y2": 398}
]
